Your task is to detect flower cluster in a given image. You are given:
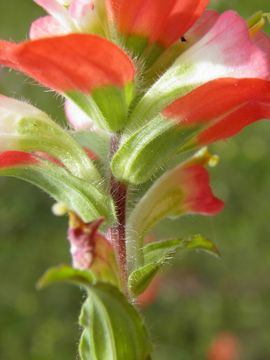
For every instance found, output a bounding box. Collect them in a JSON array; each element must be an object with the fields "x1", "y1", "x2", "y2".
[{"x1": 0, "y1": 1, "x2": 270, "y2": 358}]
